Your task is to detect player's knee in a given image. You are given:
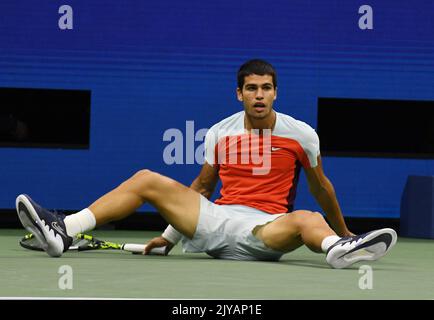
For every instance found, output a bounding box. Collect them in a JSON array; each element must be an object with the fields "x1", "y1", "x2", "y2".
[
  {"x1": 305, "y1": 211, "x2": 327, "y2": 228},
  {"x1": 292, "y1": 210, "x2": 324, "y2": 229},
  {"x1": 283, "y1": 210, "x2": 310, "y2": 230},
  {"x1": 128, "y1": 169, "x2": 159, "y2": 191},
  {"x1": 291, "y1": 210, "x2": 314, "y2": 221},
  {"x1": 310, "y1": 211, "x2": 324, "y2": 219},
  {"x1": 133, "y1": 169, "x2": 154, "y2": 179}
]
